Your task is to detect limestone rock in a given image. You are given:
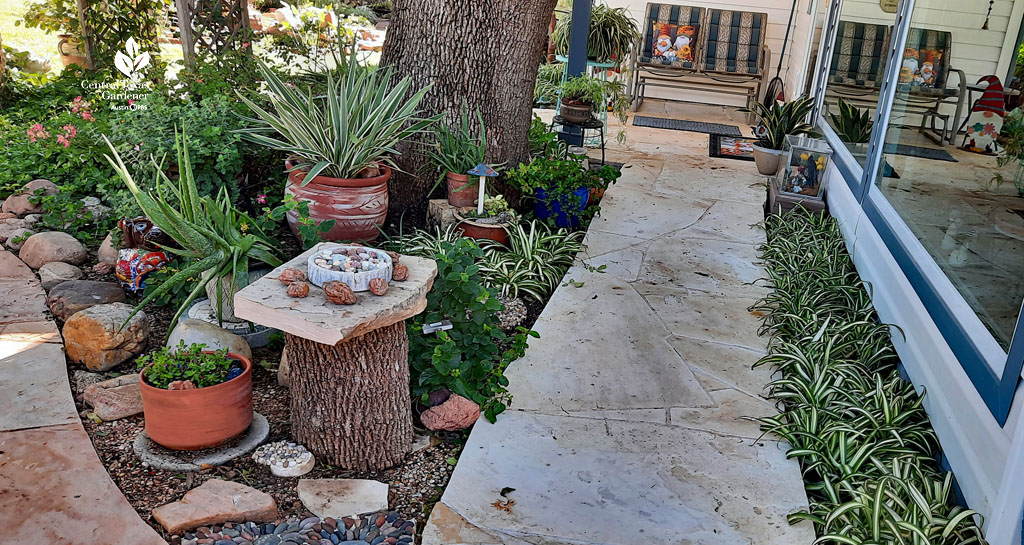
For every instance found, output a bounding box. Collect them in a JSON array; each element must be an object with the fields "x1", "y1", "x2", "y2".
[
  {"x1": 80, "y1": 196, "x2": 110, "y2": 220},
  {"x1": 166, "y1": 318, "x2": 253, "y2": 361},
  {"x1": 97, "y1": 232, "x2": 118, "y2": 265},
  {"x1": 5, "y1": 227, "x2": 33, "y2": 250},
  {"x1": 296, "y1": 478, "x2": 388, "y2": 519},
  {"x1": 63, "y1": 302, "x2": 148, "y2": 371},
  {"x1": 277, "y1": 348, "x2": 290, "y2": 387},
  {"x1": 38, "y1": 261, "x2": 83, "y2": 290},
  {"x1": 19, "y1": 231, "x2": 88, "y2": 269},
  {"x1": 46, "y1": 280, "x2": 126, "y2": 321},
  {"x1": 420, "y1": 394, "x2": 480, "y2": 431},
  {"x1": 71, "y1": 369, "x2": 106, "y2": 393},
  {"x1": 0, "y1": 217, "x2": 28, "y2": 243},
  {"x1": 93, "y1": 262, "x2": 114, "y2": 275},
  {"x1": 82, "y1": 374, "x2": 142, "y2": 421},
  {"x1": 152, "y1": 479, "x2": 279, "y2": 534},
  {"x1": 1, "y1": 179, "x2": 58, "y2": 217}
]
